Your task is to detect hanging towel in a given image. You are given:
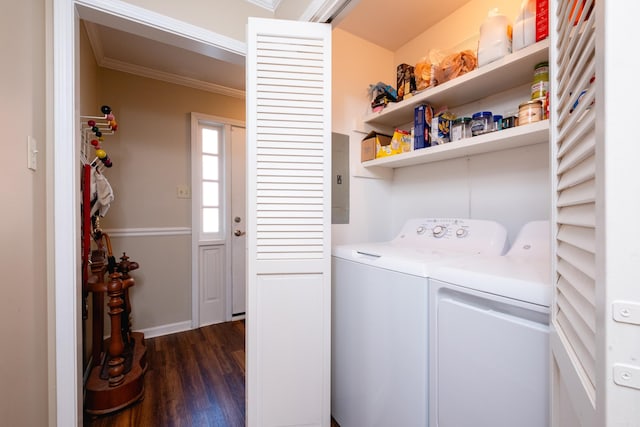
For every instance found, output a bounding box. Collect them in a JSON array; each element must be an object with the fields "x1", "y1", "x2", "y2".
[{"x1": 90, "y1": 169, "x2": 114, "y2": 217}]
